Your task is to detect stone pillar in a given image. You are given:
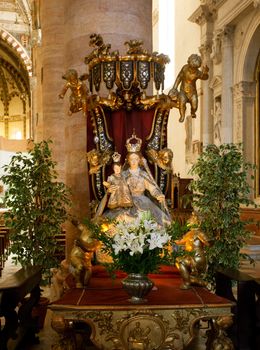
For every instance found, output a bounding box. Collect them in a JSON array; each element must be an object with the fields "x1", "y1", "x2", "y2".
[
  {"x1": 36, "y1": 0, "x2": 152, "y2": 256},
  {"x1": 233, "y1": 81, "x2": 256, "y2": 197},
  {"x1": 200, "y1": 42, "x2": 213, "y2": 146},
  {"x1": 221, "y1": 25, "x2": 235, "y2": 143},
  {"x1": 38, "y1": 1, "x2": 66, "y2": 179}
]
